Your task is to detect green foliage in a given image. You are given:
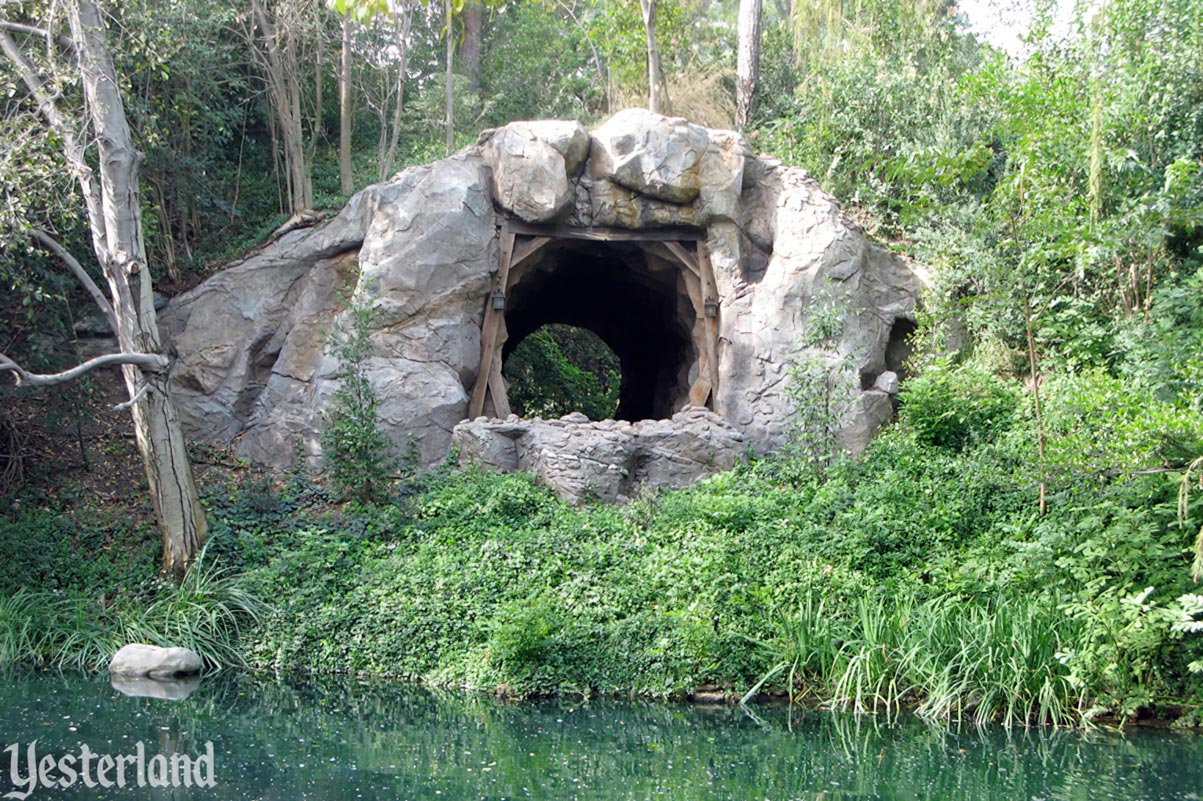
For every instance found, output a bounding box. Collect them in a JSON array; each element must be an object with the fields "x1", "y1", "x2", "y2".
[
  {"x1": 223, "y1": 370, "x2": 1203, "y2": 723},
  {"x1": 322, "y1": 301, "x2": 399, "y2": 502},
  {"x1": 504, "y1": 325, "x2": 621, "y2": 420},
  {"x1": 899, "y1": 362, "x2": 1020, "y2": 451},
  {"x1": 743, "y1": 592, "x2": 1081, "y2": 727},
  {"x1": 1117, "y1": 262, "x2": 1203, "y2": 410},
  {"x1": 777, "y1": 296, "x2": 856, "y2": 476},
  {"x1": 1036, "y1": 370, "x2": 1203, "y2": 477},
  {"x1": 0, "y1": 507, "x2": 158, "y2": 597},
  {"x1": 0, "y1": 542, "x2": 265, "y2": 671},
  {"x1": 480, "y1": 0, "x2": 607, "y2": 123},
  {"x1": 6, "y1": 363, "x2": 1203, "y2": 724}
]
